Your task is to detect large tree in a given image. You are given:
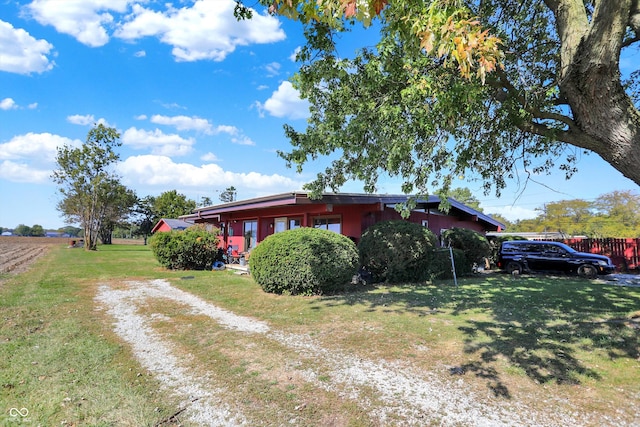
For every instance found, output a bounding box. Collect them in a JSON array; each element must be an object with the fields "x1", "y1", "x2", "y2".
[
  {"x1": 52, "y1": 124, "x2": 123, "y2": 251},
  {"x1": 97, "y1": 181, "x2": 138, "y2": 244},
  {"x1": 153, "y1": 190, "x2": 197, "y2": 220},
  {"x1": 219, "y1": 186, "x2": 237, "y2": 203},
  {"x1": 237, "y1": 0, "x2": 640, "y2": 200},
  {"x1": 449, "y1": 187, "x2": 483, "y2": 211},
  {"x1": 131, "y1": 195, "x2": 156, "y2": 245}
]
